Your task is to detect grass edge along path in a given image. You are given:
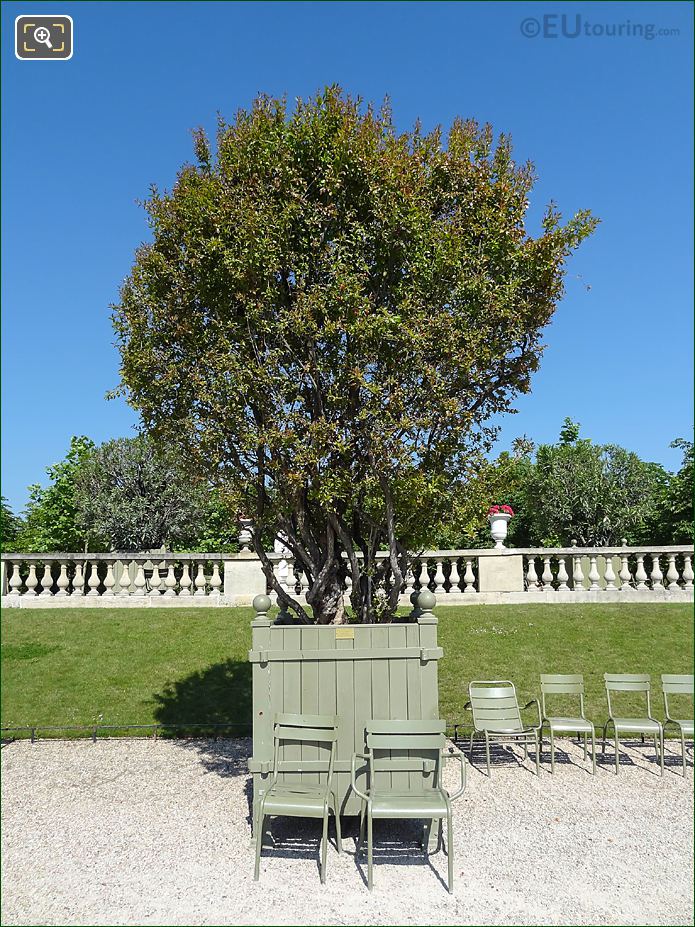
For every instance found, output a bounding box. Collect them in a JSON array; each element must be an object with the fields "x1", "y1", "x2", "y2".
[{"x1": 2, "y1": 604, "x2": 692, "y2": 738}]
